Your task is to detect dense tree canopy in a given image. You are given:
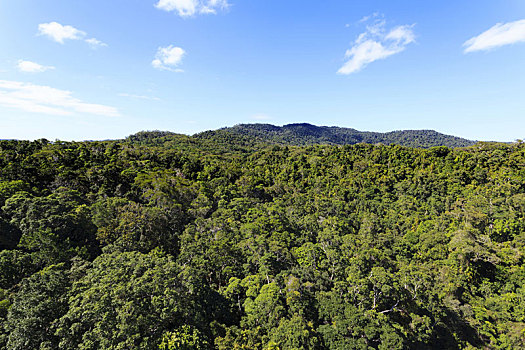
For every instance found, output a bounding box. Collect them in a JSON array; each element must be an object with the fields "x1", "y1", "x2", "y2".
[{"x1": 0, "y1": 134, "x2": 523, "y2": 349}]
